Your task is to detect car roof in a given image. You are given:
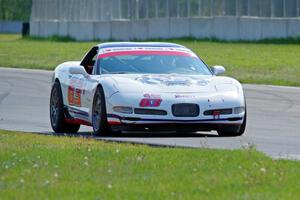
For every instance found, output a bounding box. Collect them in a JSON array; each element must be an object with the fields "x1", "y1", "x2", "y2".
[{"x1": 97, "y1": 42, "x2": 186, "y2": 49}]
